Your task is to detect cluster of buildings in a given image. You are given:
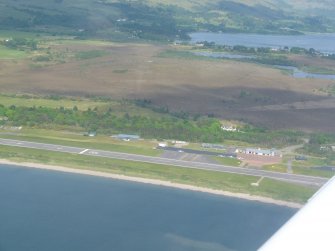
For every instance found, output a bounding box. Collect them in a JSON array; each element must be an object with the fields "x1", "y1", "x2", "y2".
[
  {"x1": 202, "y1": 143, "x2": 226, "y2": 150},
  {"x1": 243, "y1": 148, "x2": 281, "y2": 157},
  {"x1": 221, "y1": 125, "x2": 239, "y2": 132}
]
